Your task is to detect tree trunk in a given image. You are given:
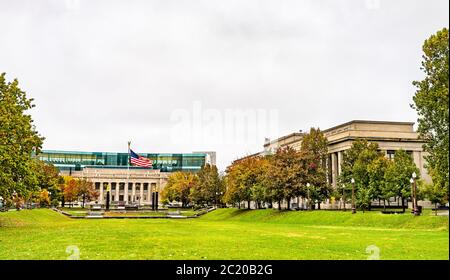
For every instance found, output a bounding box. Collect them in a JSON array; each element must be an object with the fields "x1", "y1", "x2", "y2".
[
  {"x1": 61, "y1": 196, "x2": 65, "y2": 208},
  {"x1": 278, "y1": 200, "x2": 281, "y2": 210},
  {"x1": 435, "y1": 203, "x2": 438, "y2": 216},
  {"x1": 238, "y1": 202, "x2": 241, "y2": 209},
  {"x1": 287, "y1": 198, "x2": 291, "y2": 210},
  {"x1": 82, "y1": 194, "x2": 85, "y2": 208},
  {"x1": 383, "y1": 199, "x2": 386, "y2": 211},
  {"x1": 401, "y1": 197, "x2": 405, "y2": 213},
  {"x1": 247, "y1": 201, "x2": 250, "y2": 209},
  {"x1": 318, "y1": 202, "x2": 321, "y2": 210}
]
